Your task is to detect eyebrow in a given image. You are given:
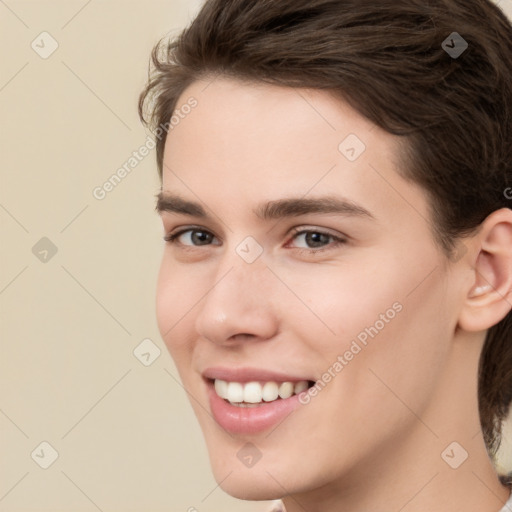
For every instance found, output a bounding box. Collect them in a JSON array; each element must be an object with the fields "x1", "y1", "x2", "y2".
[{"x1": 155, "y1": 192, "x2": 375, "y2": 221}]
